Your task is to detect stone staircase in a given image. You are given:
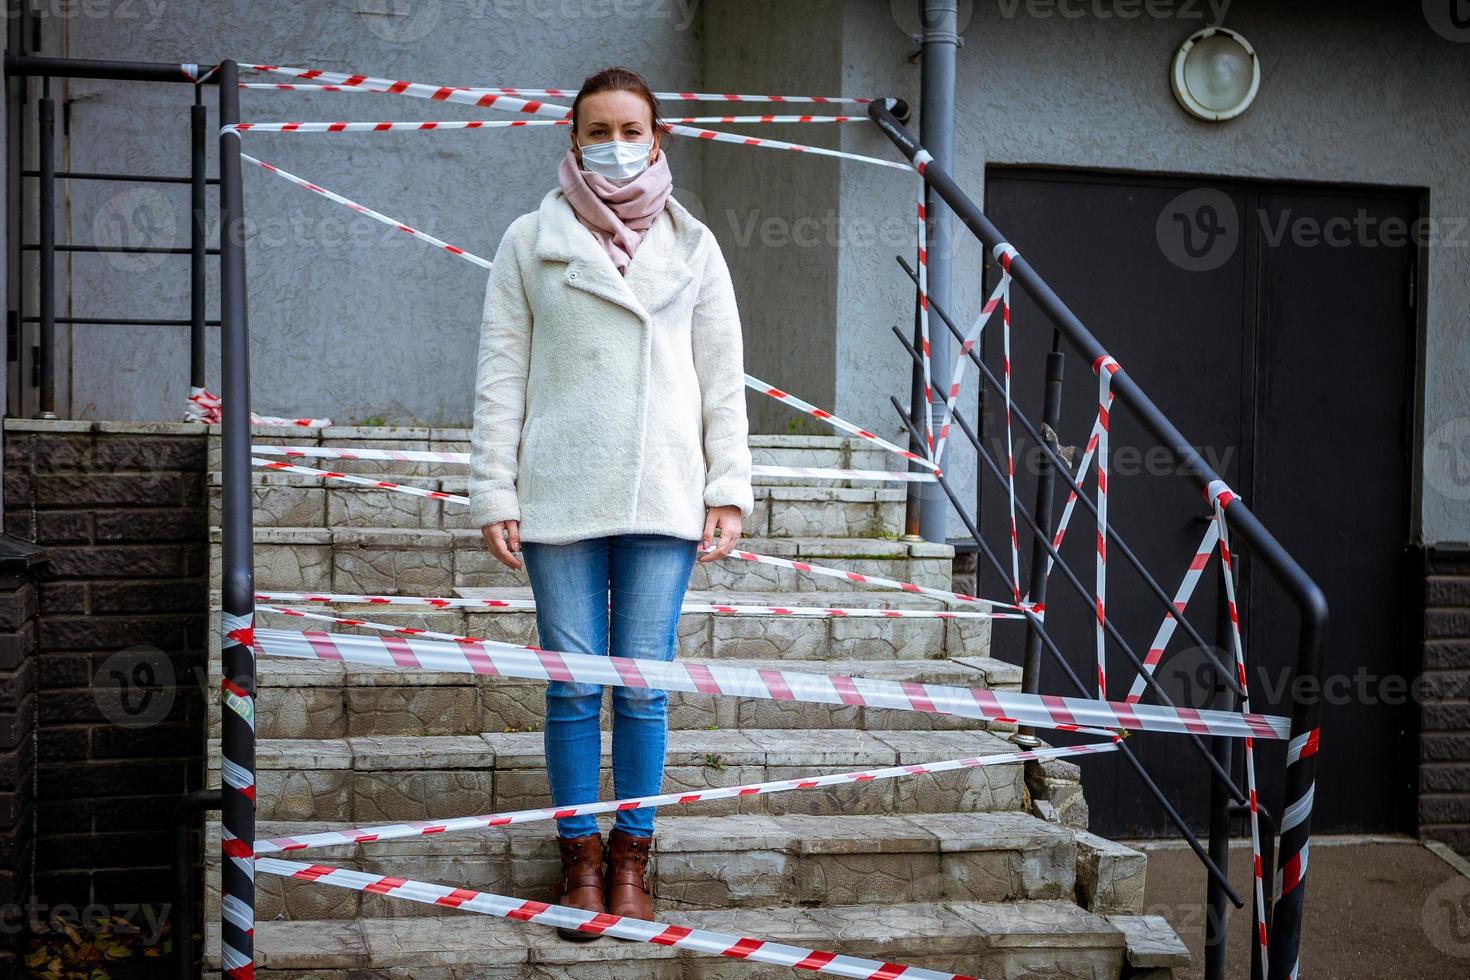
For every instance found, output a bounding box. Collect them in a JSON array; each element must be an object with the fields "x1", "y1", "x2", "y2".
[{"x1": 203, "y1": 426, "x2": 1188, "y2": 979}]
